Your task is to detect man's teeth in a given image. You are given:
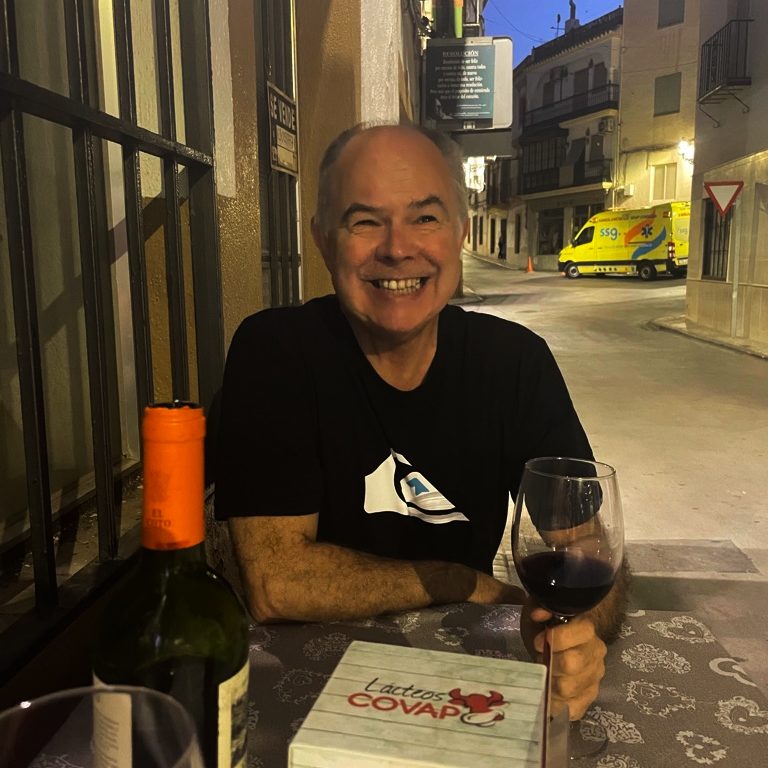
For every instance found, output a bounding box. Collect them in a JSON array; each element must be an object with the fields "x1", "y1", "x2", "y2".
[{"x1": 374, "y1": 278, "x2": 423, "y2": 293}]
